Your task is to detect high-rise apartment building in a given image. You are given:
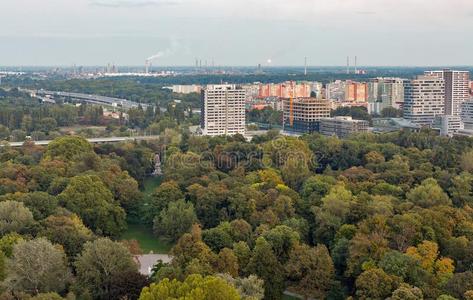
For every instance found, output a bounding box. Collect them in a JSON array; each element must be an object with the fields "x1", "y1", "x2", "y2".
[
  {"x1": 283, "y1": 98, "x2": 331, "y2": 133},
  {"x1": 403, "y1": 75, "x2": 445, "y2": 126},
  {"x1": 367, "y1": 77, "x2": 404, "y2": 114},
  {"x1": 345, "y1": 81, "x2": 368, "y2": 102},
  {"x1": 258, "y1": 81, "x2": 311, "y2": 99},
  {"x1": 325, "y1": 80, "x2": 368, "y2": 102},
  {"x1": 425, "y1": 69, "x2": 470, "y2": 116},
  {"x1": 201, "y1": 84, "x2": 246, "y2": 136},
  {"x1": 310, "y1": 82, "x2": 324, "y2": 99},
  {"x1": 326, "y1": 80, "x2": 346, "y2": 101}
]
